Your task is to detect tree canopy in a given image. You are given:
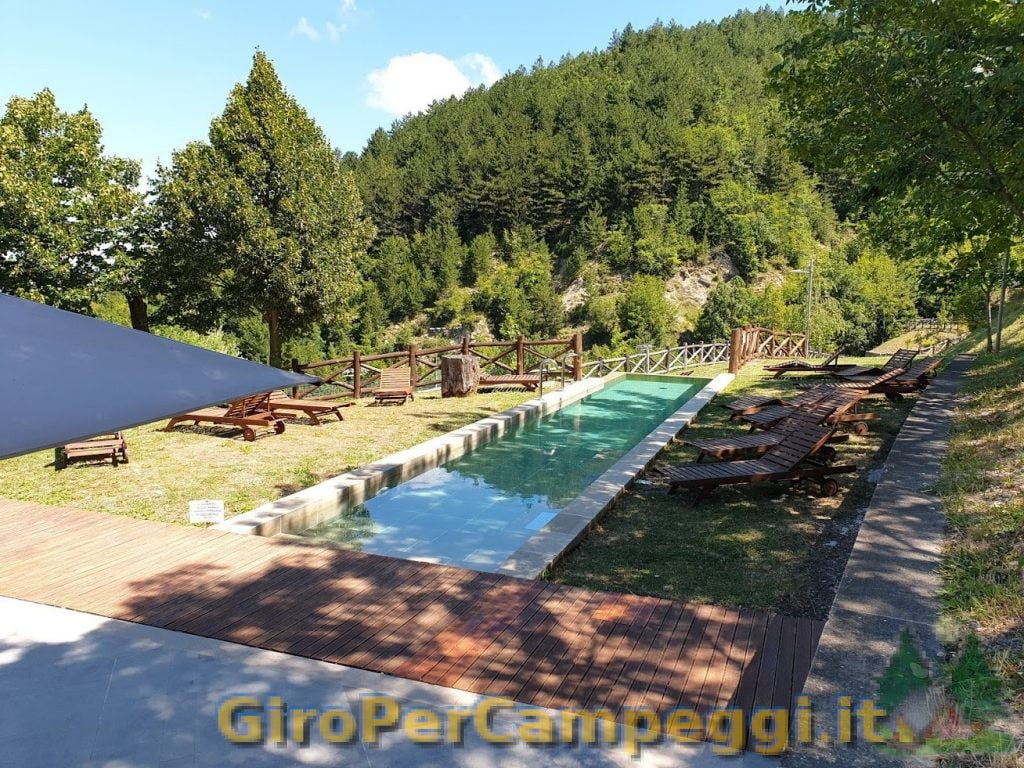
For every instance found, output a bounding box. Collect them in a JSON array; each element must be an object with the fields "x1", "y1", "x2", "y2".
[
  {"x1": 0, "y1": 89, "x2": 140, "y2": 313},
  {"x1": 150, "y1": 52, "x2": 375, "y2": 366}
]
